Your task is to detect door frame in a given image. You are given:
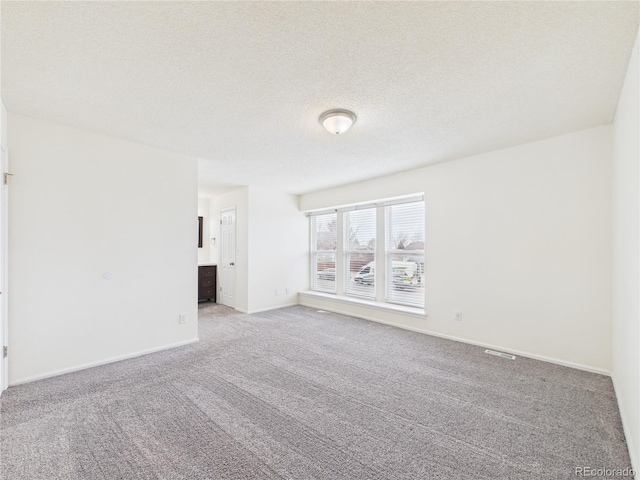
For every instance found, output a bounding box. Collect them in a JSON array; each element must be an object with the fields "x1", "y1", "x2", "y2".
[{"x1": 1, "y1": 146, "x2": 8, "y2": 393}]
